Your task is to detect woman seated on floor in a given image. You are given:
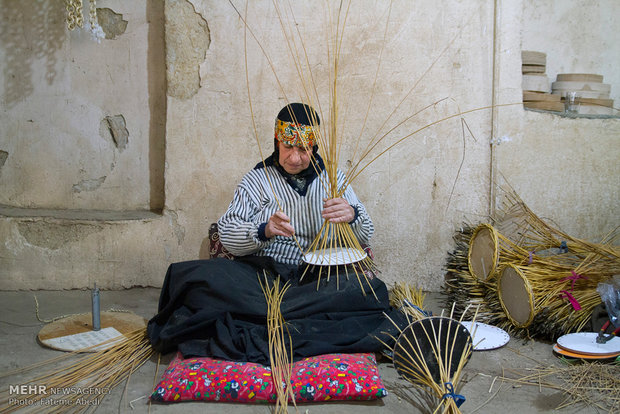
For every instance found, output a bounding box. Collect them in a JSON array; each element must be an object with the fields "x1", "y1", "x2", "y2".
[{"x1": 147, "y1": 103, "x2": 407, "y2": 365}]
